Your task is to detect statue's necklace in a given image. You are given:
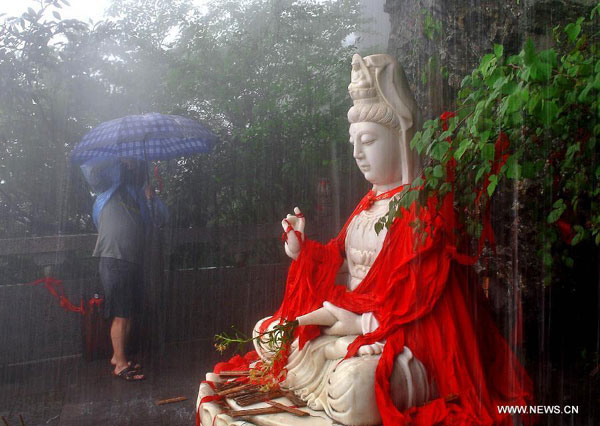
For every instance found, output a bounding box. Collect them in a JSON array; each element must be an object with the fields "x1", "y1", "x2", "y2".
[{"x1": 361, "y1": 185, "x2": 406, "y2": 211}]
